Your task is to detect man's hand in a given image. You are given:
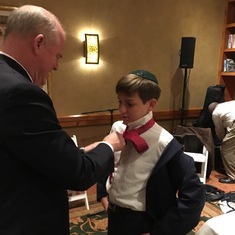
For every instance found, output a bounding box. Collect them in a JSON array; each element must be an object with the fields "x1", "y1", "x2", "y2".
[
  {"x1": 84, "y1": 142, "x2": 102, "y2": 152},
  {"x1": 103, "y1": 131, "x2": 125, "y2": 152}
]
